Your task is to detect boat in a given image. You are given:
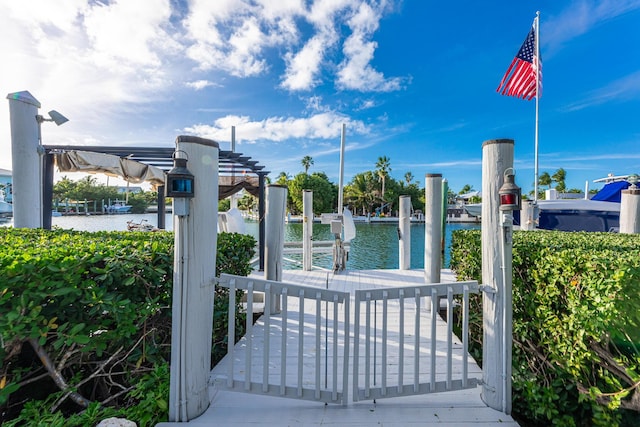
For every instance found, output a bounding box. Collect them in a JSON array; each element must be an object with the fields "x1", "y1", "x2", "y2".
[
  {"x1": 463, "y1": 177, "x2": 633, "y2": 232},
  {"x1": 107, "y1": 203, "x2": 132, "y2": 214},
  {"x1": 126, "y1": 219, "x2": 157, "y2": 232}
]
